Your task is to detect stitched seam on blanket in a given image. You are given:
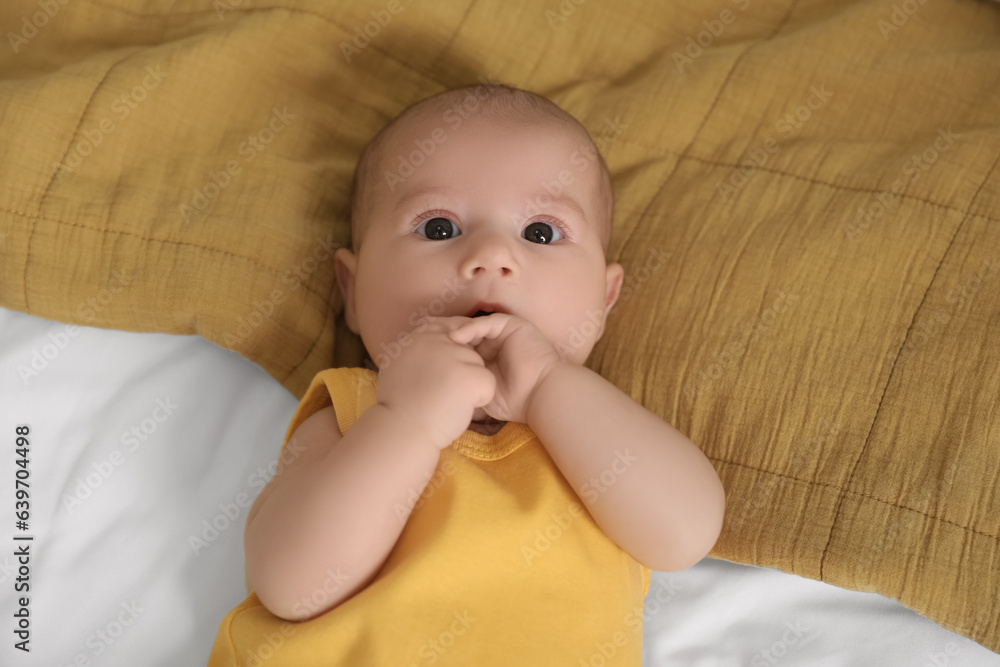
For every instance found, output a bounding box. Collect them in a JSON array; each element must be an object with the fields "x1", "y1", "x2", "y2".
[
  {"x1": 817, "y1": 148, "x2": 1000, "y2": 579},
  {"x1": 711, "y1": 456, "x2": 1000, "y2": 542},
  {"x1": 666, "y1": 150, "x2": 997, "y2": 223},
  {"x1": 614, "y1": 0, "x2": 801, "y2": 259},
  {"x1": 1, "y1": 207, "x2": 332, "y2": 306},
  {"x1": 20, "y1": 51, "x2": 135, "y2": 312},
  {"x1": 72, "y1": 0, "x2": 448, "y2": 85},
  {"x1": 427, "y1": 0, "x2": 479, "y2": 73}
]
